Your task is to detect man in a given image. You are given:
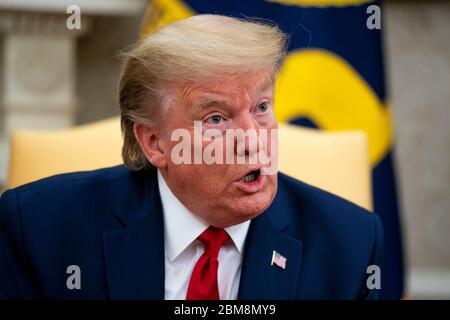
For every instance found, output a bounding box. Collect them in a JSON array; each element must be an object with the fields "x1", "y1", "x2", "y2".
[{"x1": 0, "y1": 15, "x2": 383, "y2": 299}]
